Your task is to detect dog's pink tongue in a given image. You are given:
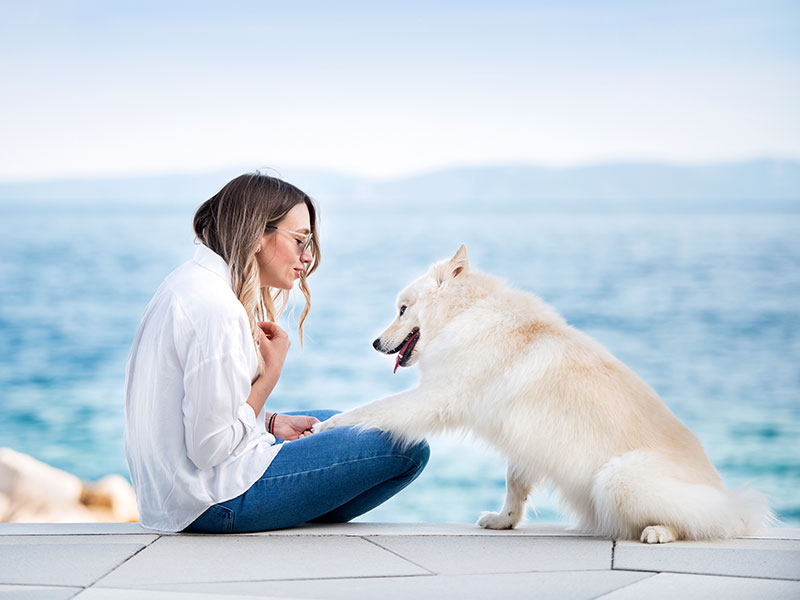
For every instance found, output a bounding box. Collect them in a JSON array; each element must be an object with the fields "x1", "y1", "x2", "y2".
[{"x1": 393, "y1": 335, "x2": 415, "y2": 374}]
